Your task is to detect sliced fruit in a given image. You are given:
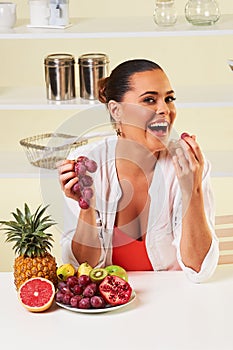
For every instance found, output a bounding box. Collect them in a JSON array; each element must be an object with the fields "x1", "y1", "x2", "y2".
[
  {"x1": 77, "y1": 262, "x2": 93, "y2": 278},
  {"x1": 57, "y1": 263, "x2": 76, "y2": 281},
  {"x1": 105, "y1": 264, "x2": 128, "y2": 281},
  {"x1": 18, "y1": 277, "x2": 55, "y2": 312},
  {"x1": 99, "y1": 275, "x2": 132, "y2": 306},
  {"x1": 89, "y1": 267, "x2": 108, "y2": 283}
]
